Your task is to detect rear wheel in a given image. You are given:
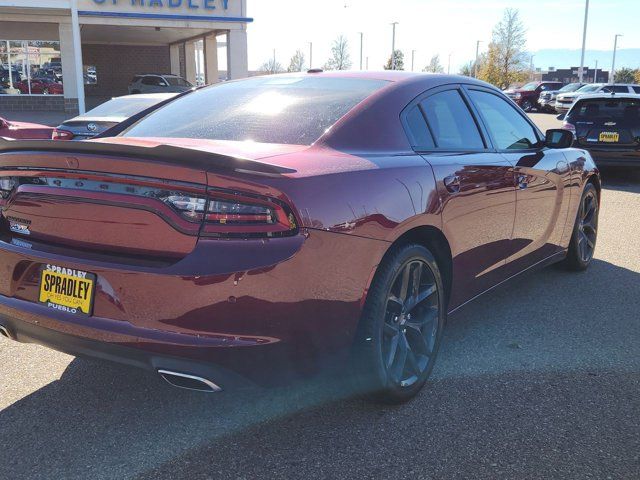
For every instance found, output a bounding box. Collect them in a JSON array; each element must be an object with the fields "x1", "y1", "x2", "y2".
[
  {"x1": 353, "y1": 244, "x2": 446, "y2": 403},
  {"x1": 521, "y1": 99, "x2": 534, "y2": 112},
  {"x1": 564, "y1": 183, "x2": 599, "y2": 270}
]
